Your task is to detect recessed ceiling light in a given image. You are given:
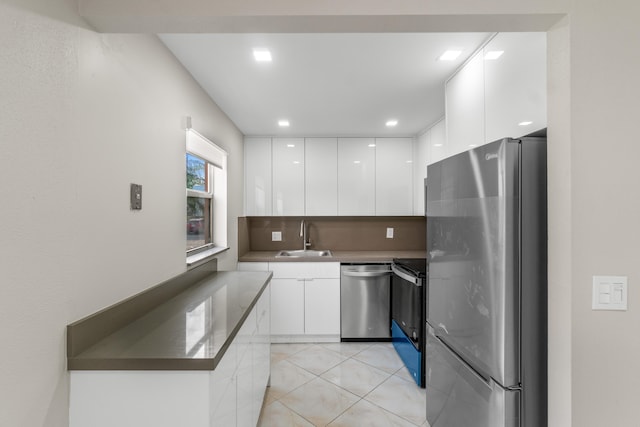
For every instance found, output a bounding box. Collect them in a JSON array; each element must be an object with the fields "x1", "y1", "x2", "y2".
[
  {"x1": 386, "y1": 119, "x2": 398, "y2": 127},
  {"x1": 253, "y1": 48, "x2": 272, "y2": 62},
  {"x1": 518, "y1": 121, "x2": 533, "y2": 126},
  {"x1": 286, "y1": 144, "x2": 295, "y2": 148},
  {"x1": 439, "y1": 50, "x2": 462, "y2": 61},
  {"x1": 434, "y1": 144, "x2": 443, "y2": 147},
  {"x1": 484, "y1": 50, "x2": 504, "y2": 60},
  {"x1": 368, "y1": 143, "x2": 376, "y2": 148},
  {"x1": 353, "y1": 160, "x2": 361, "y2": 164},
  {"x1": 278, "y1": 120, "x2": 290, "y2": 127}
]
